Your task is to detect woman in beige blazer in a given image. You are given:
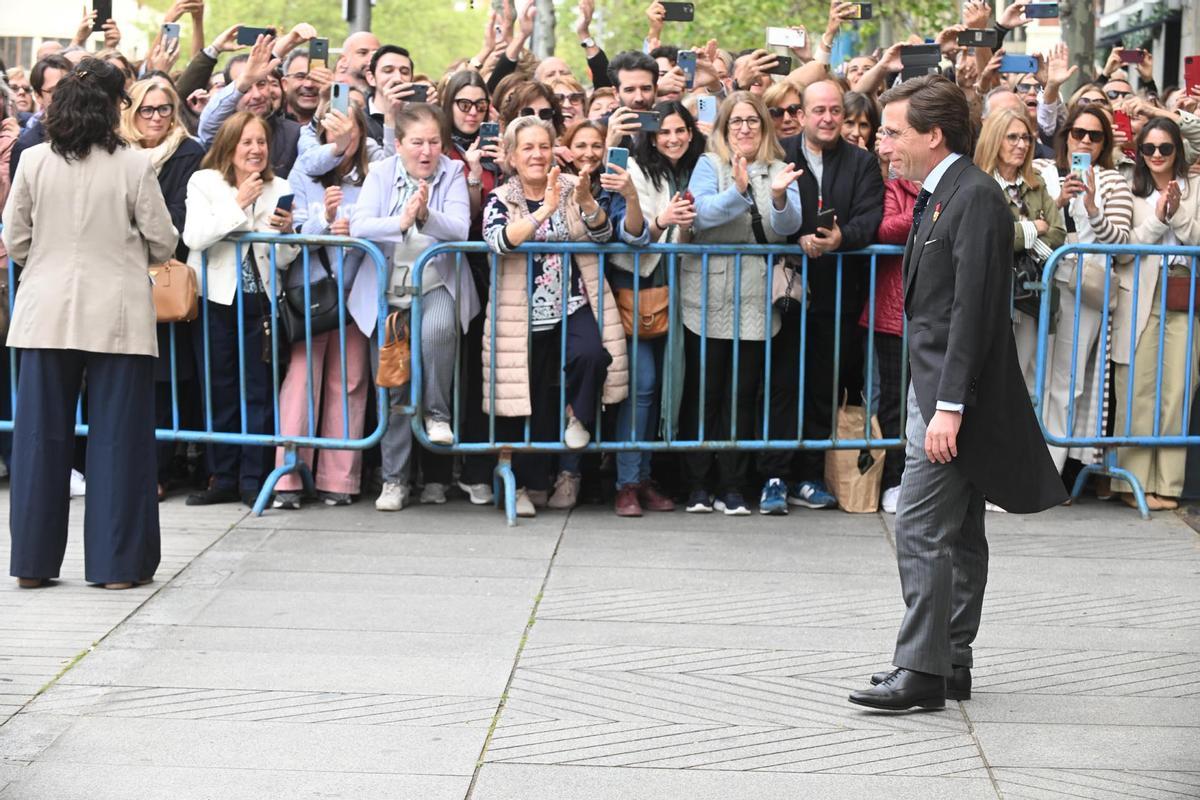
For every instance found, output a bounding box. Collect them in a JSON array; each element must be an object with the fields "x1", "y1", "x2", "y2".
[{"x1": 1, "y1": 59, "x2": 177, "y2": 590}]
